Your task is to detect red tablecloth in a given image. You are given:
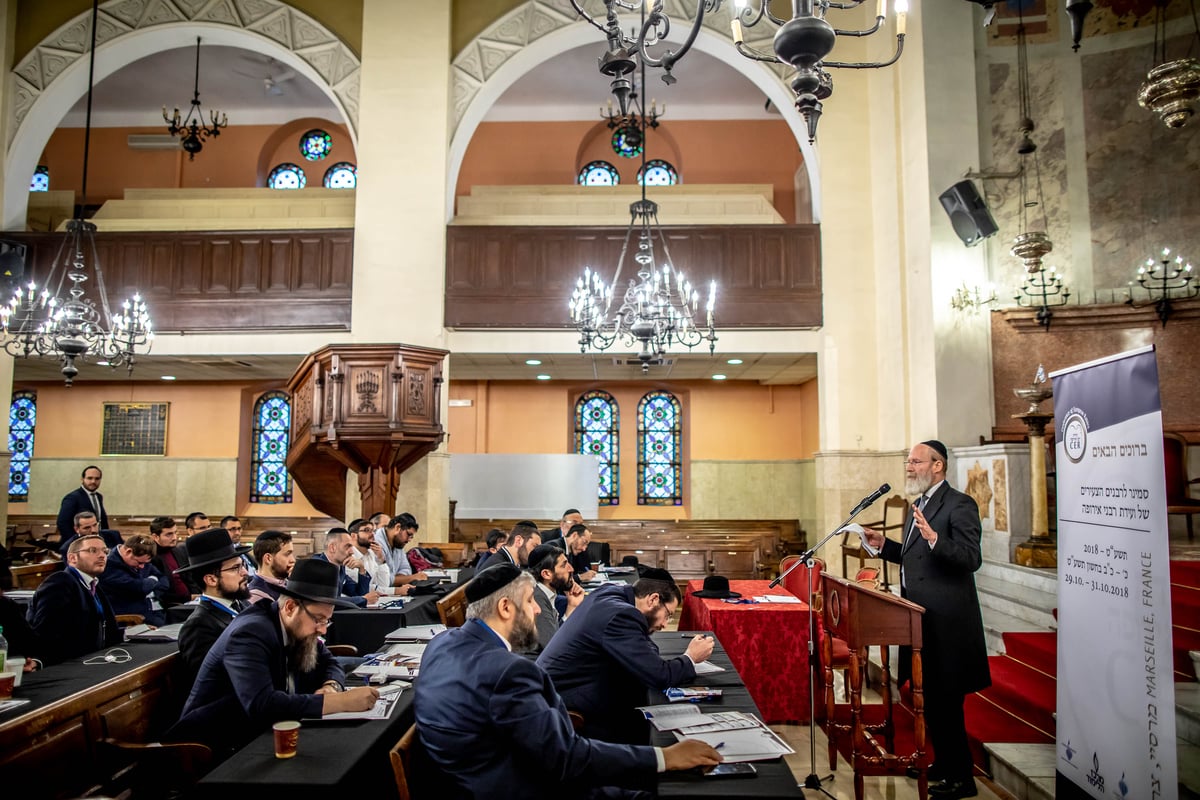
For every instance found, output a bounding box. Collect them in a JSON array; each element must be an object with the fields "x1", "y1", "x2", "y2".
[{"x1": 677, "y1": 579, "x2": 813, "y2": 723}]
